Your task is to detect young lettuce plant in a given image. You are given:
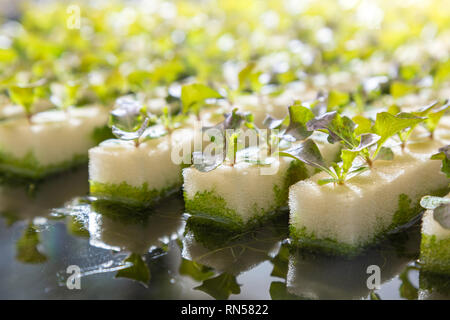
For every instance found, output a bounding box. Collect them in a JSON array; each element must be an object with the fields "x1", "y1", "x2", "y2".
[
  {"x1": 192, "y1": 108, "x2": 254, "y2": 172},
  {"x1": 8, "y1": 79, "x2": 46, "y2": 124},
  {"x1": 50, "y1": 80, "x2": 81, "y2": 112},
  {"x1": 278, "y1": 139, "x2": 368, "y2": 185},
  {"x1": 388, "y1": 100, "x2": 449, "y2": 146},
  {"x1": 181, "y1": 83, "x2": 222, "y2": 120},
  {"x1": 306, "y1": 110, "x2": 425, "y2": 167}
]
